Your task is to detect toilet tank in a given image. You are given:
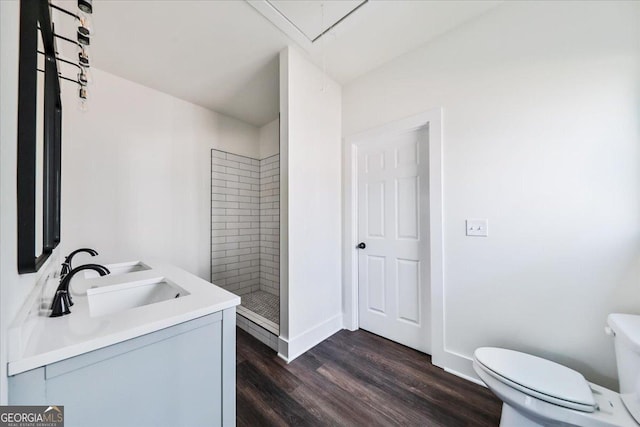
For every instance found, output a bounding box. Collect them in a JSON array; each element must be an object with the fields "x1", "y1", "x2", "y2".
[{"x1": 608, "y1": 313, "x2": 640, "y2": 423}]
